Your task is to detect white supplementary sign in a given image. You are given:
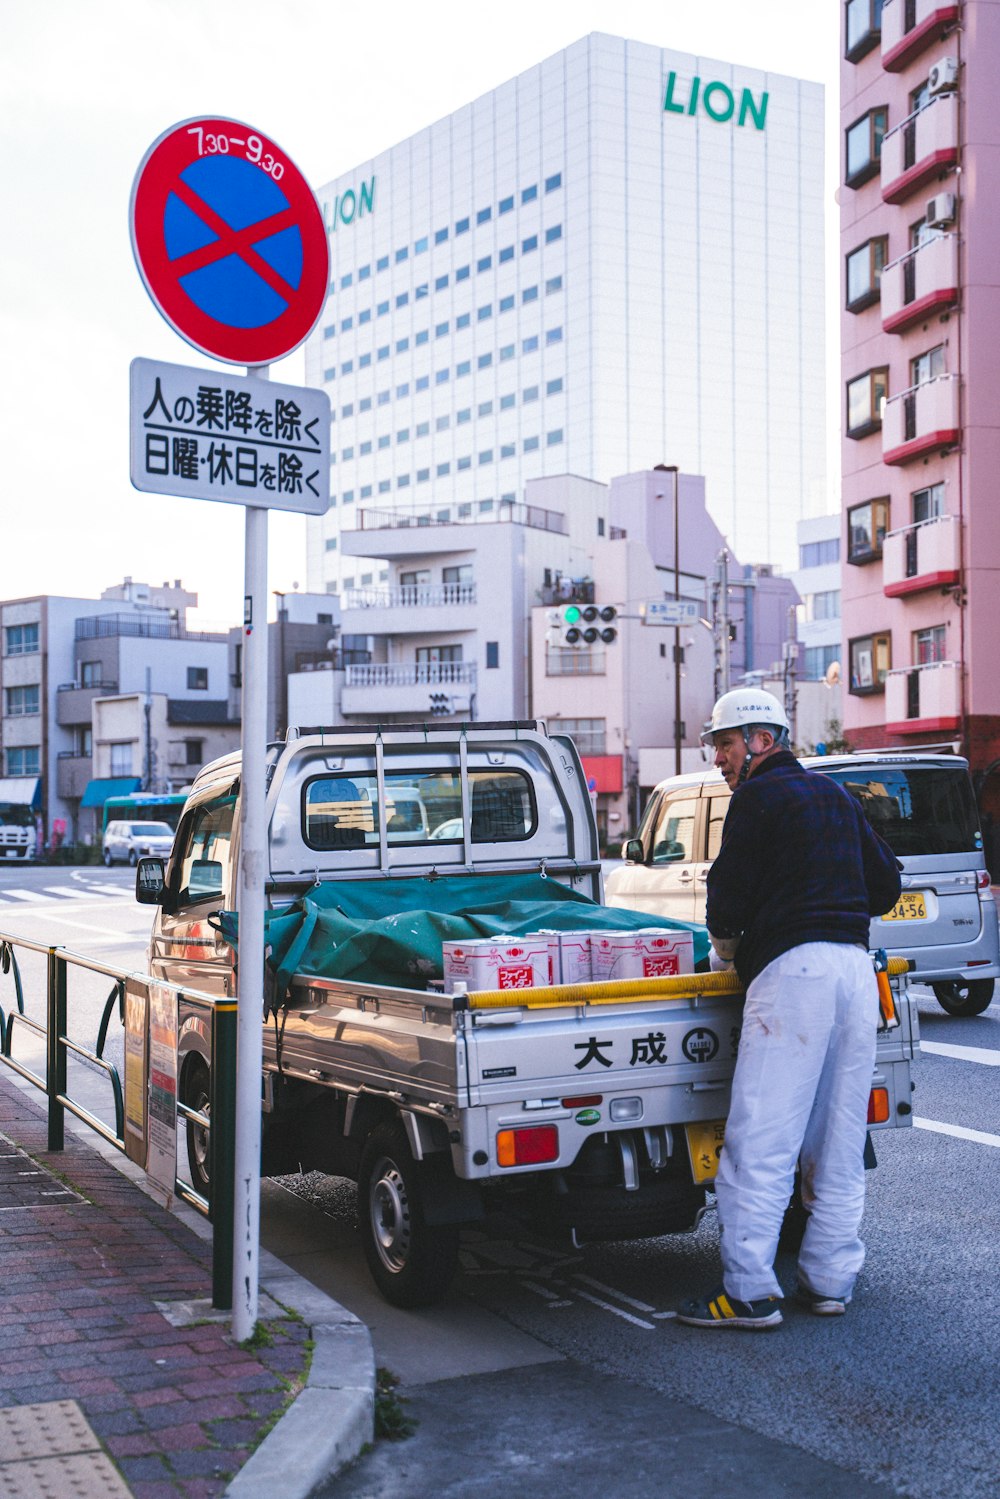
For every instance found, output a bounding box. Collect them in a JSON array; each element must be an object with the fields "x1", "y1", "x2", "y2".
[
  {"x1": 642, "y1": 599, "x2": 701, "y2": 626},
  {"x1": 129, "y1": 356, "x2": 330, "y2": 515}
]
